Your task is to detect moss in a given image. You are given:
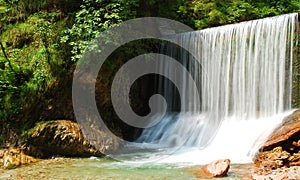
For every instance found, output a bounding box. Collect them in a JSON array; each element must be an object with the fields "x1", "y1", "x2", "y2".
[
  {"x1": 32, "y1": 121, "x2": 52, "y2": 132},
  {"x1": 4, "y1": 23, "x2": 36, "y2": 45},
  {"x1": 0, "y1": 6, "x2": 7, "y2": 13},
  {"x1": 5, "y1": 163, "x2": 17, "y2": 169}
]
